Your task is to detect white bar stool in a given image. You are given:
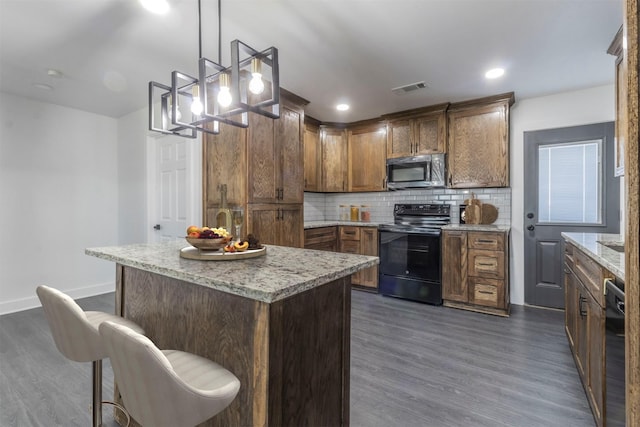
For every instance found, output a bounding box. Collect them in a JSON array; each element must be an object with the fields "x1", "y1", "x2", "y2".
[
  {"x1": 36, "y1": 285, "x2": 144, "y2": 426},
  {"x1": 99, "y1": 320, "x2": 240, "y2": 427}
]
